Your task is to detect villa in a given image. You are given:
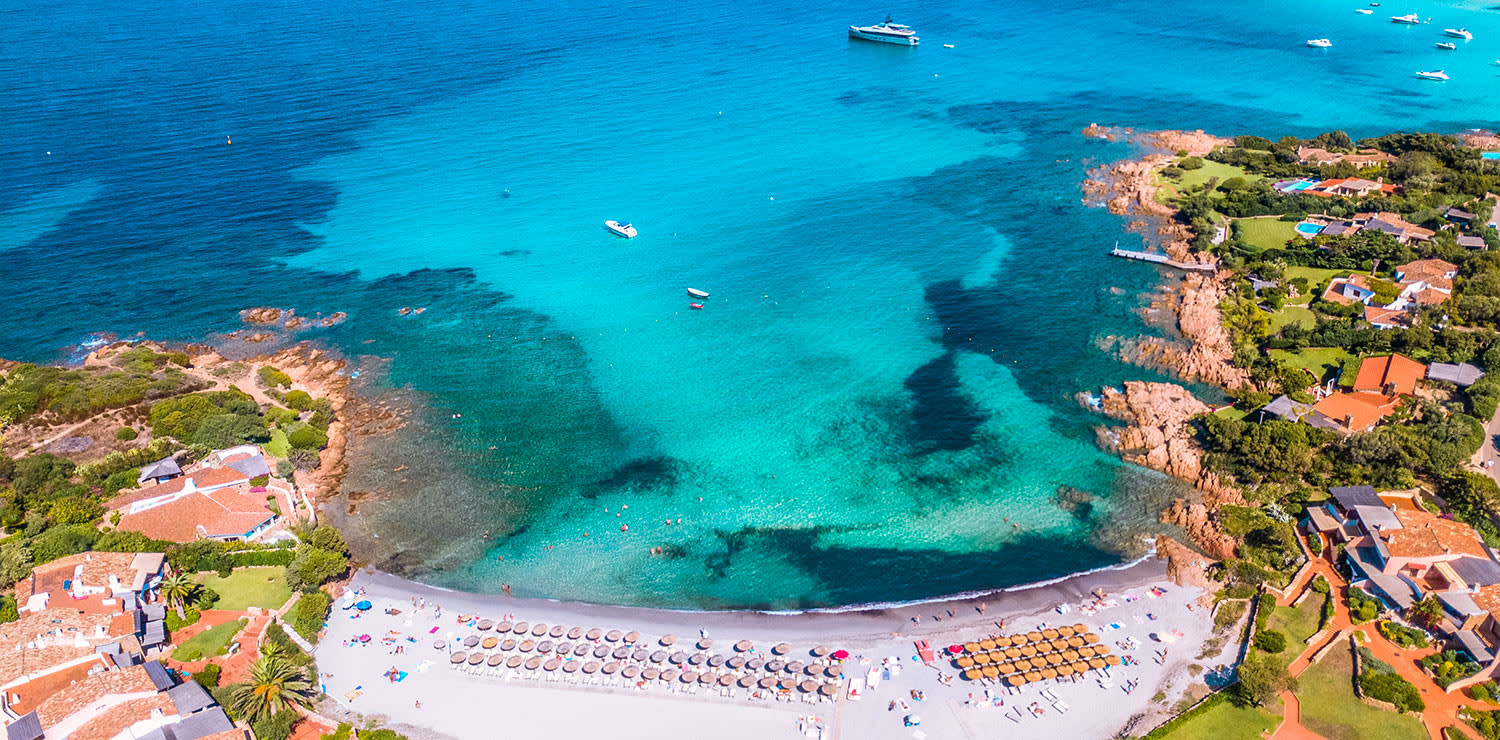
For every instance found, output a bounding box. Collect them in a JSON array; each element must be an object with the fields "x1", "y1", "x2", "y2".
[
  {"x1": 1301, "y1": 354, "x2": 1425, "y2": 433},
  {"x1": 1363, "y1": 213, "x2": 1435, "y2": 244},
  {"x1": 1322, "y1": 274, "x2": 1377, "y2": 305},
  {"x1": 1306, "y1": 485, "x2": 1500, "y2": 692},
  {"x1": 1427, "y1": 362, "x2": 1486, "y2": 387},
  {"x1": 1309, "y1": 178, "x2": 1398, "y2": 199},
  {"x1": 109, "y1": 447, "x2": 293, "y2": 543},
  {"x1": 1, "y1": 660, "x2": 238, "y2": 740}
]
